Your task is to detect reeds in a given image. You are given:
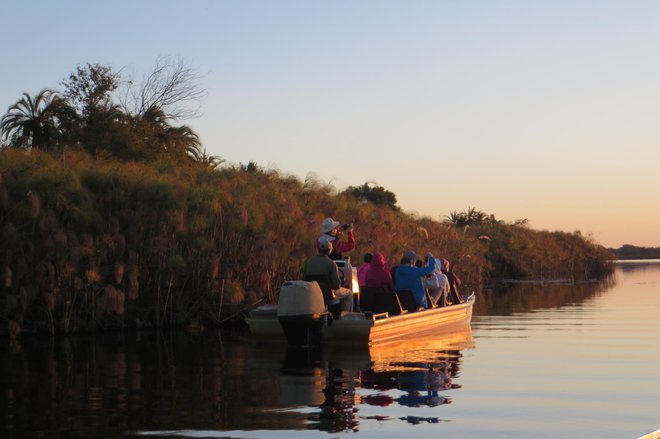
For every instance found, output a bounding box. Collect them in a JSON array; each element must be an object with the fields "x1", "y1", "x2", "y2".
[{"x1": 0, "y1": 149, "x2": 612, "y2": 336}]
